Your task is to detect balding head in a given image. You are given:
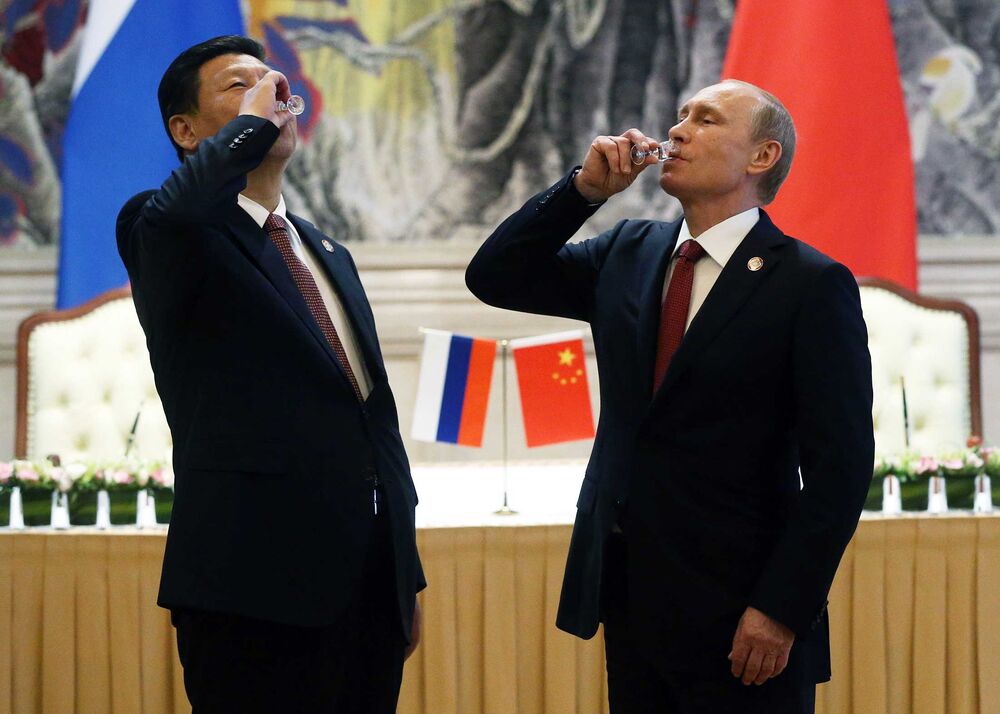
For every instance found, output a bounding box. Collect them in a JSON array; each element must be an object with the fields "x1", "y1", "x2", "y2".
[{"x1": 718, "y1": 79, "x2": 797, "y2": 204}]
